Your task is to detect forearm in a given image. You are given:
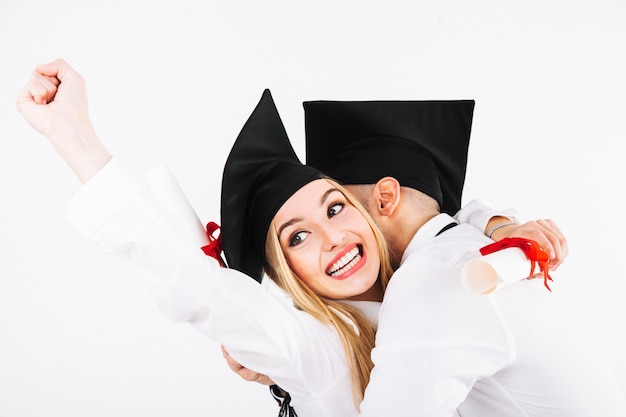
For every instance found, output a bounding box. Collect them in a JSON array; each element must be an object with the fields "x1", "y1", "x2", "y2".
[
  {"x1": 455, "y1": 199, "x2": 519, "y2": 237},
  {"x1": 65, "y1": 157, "x2": 351, "y2": 405},
  {"x1": 52, "y1": 126, "x2": 111, "y2": 184},
  {"x1": 67, "y1": 157, "x2": 258, "y2": 325}
]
